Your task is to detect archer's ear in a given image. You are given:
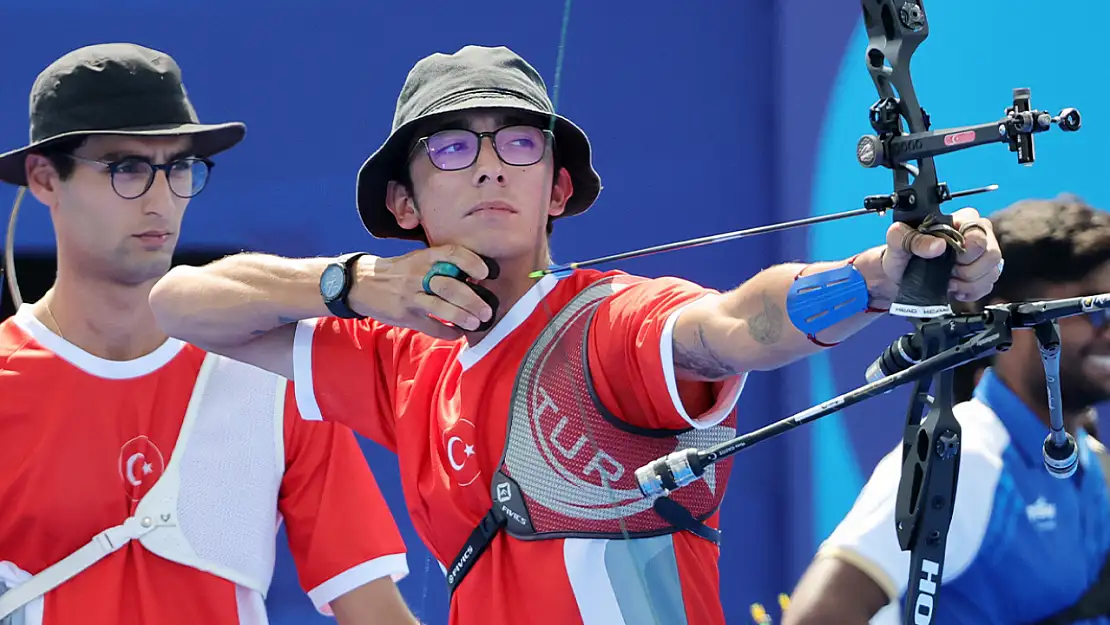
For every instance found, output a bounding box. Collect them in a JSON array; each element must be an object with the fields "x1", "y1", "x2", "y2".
[
  {"x1": 385, "y1": 180, "x2": 421, "y2": 231},
  {"x1": 548, "y1": 167, "x2": 573, "y2": 218},
  {"x1": 25, "y1": 153, "x2": 63, "y2": 208}
]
